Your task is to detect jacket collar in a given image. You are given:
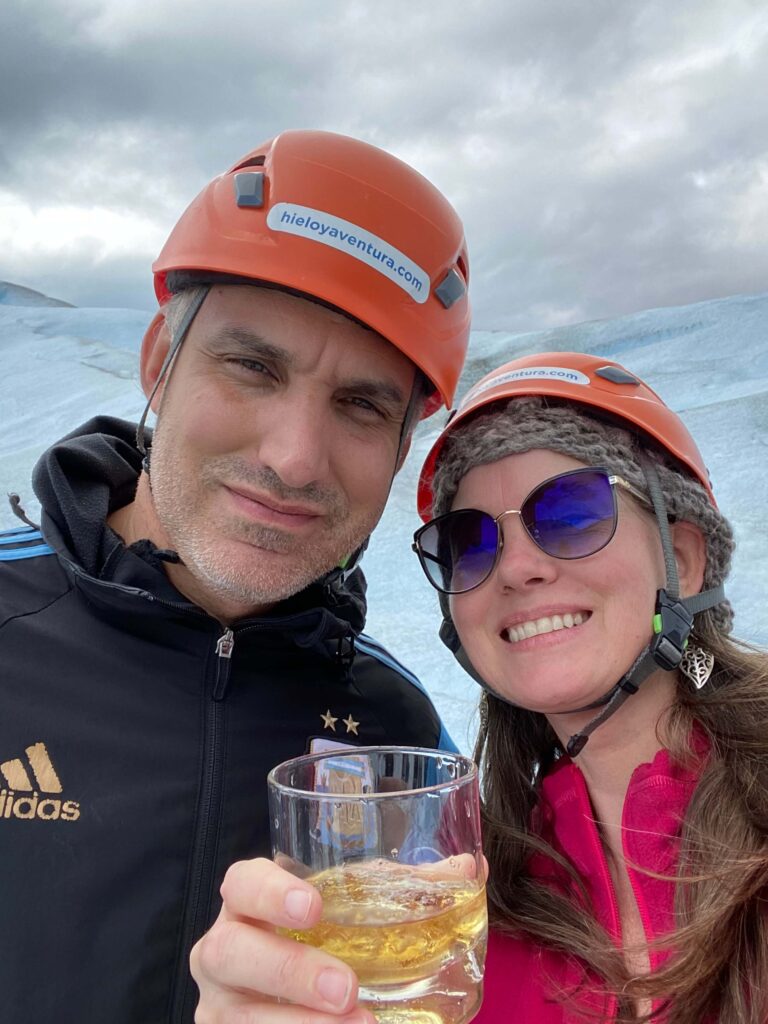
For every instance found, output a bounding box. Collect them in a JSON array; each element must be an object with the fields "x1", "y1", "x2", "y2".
[{"x1": 533, "y1": 740, "x2": 705, "y2": 947}]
